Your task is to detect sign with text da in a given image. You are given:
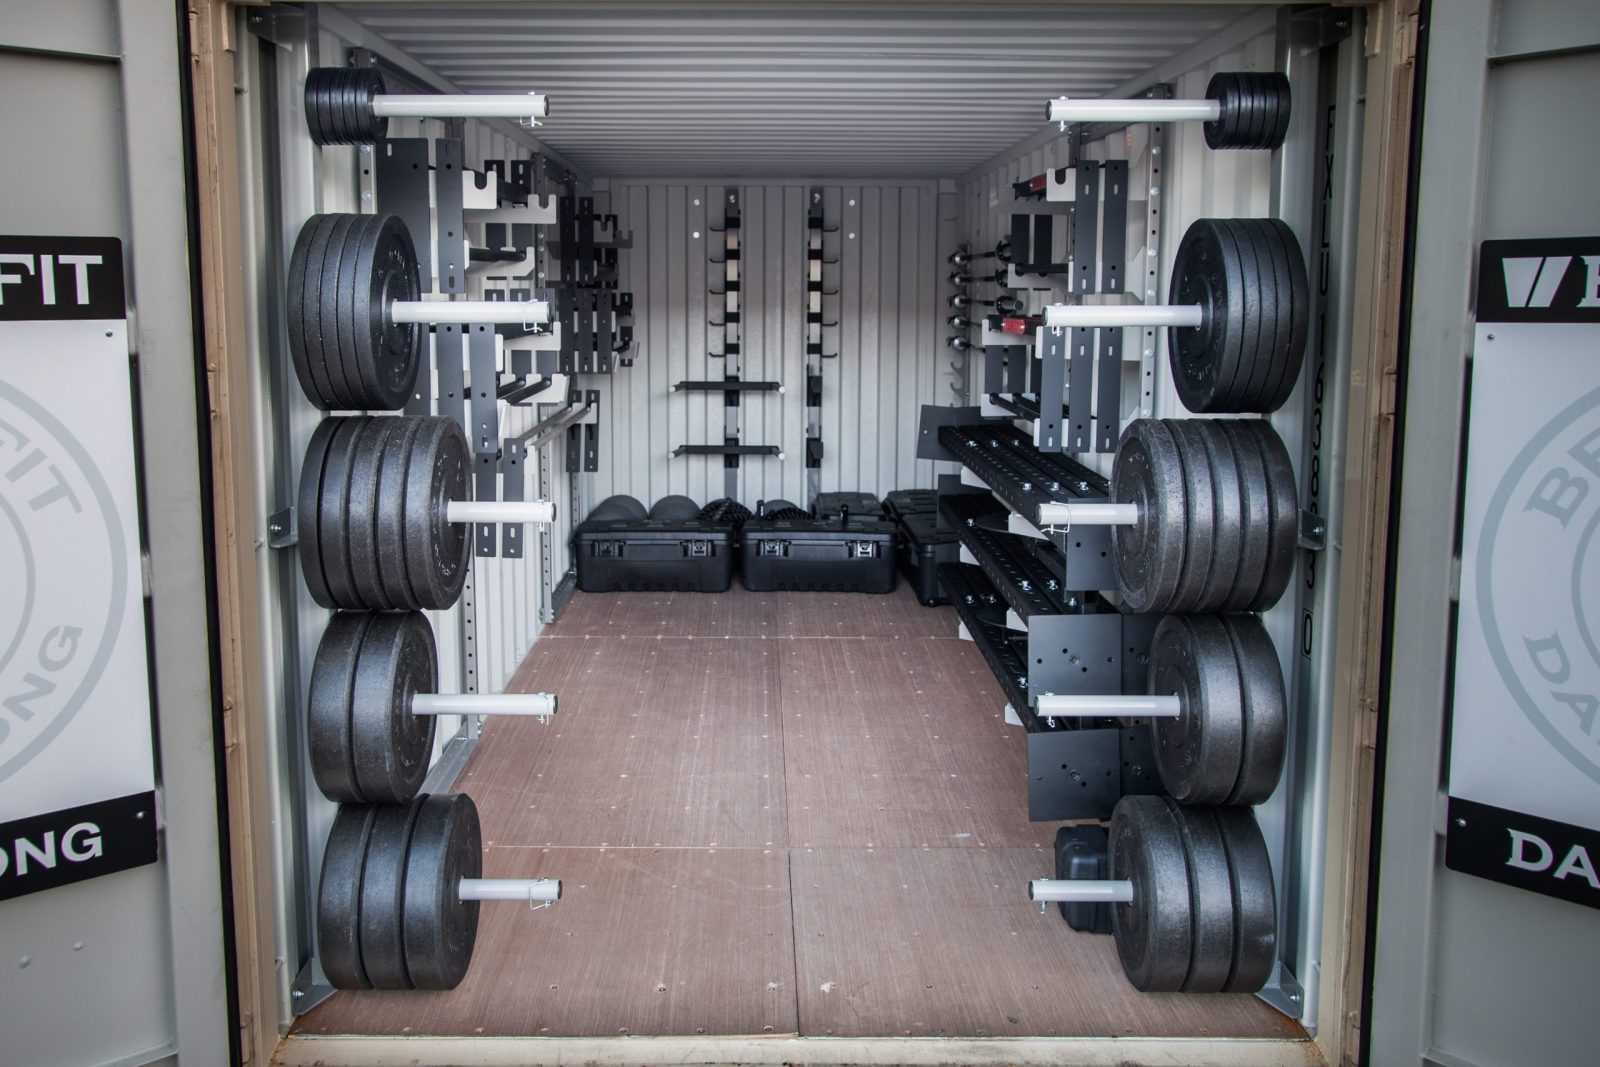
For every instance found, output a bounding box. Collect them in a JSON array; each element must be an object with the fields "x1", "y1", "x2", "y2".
[
  {"x1": 1446, "y1": 237, "x2": 1600, "y2": 911},
  {"x1": 0, "y1": 236, "x2": 157, "y2": 898}
]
